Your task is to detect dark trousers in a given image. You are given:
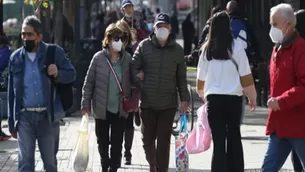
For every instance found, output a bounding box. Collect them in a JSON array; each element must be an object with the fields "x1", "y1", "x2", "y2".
[
  {"x1": 292, "y1": 149, "x2": 304, "y2": 172},
  {"x1": 207, "y1": 95, "x2": 244, "y2": 172},
  {"x1": 141, "y1": 108, "x2": 176, "y2": 172},
  {"x1": 125, "y1": 112, "x2": 135, "y2": 130},
  {"x1": 124, "y1": 112, "x2": 135, "y2": 159},
  {"x1": 95, "y1": 111, "x2": 126, "y2": 169}
]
